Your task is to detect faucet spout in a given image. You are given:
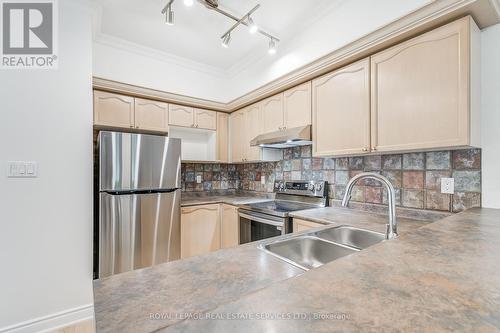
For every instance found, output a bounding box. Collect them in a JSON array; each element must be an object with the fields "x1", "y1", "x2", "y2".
[{"x1": 341, "y1": 172, "x2": 398, "y2": 240}]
